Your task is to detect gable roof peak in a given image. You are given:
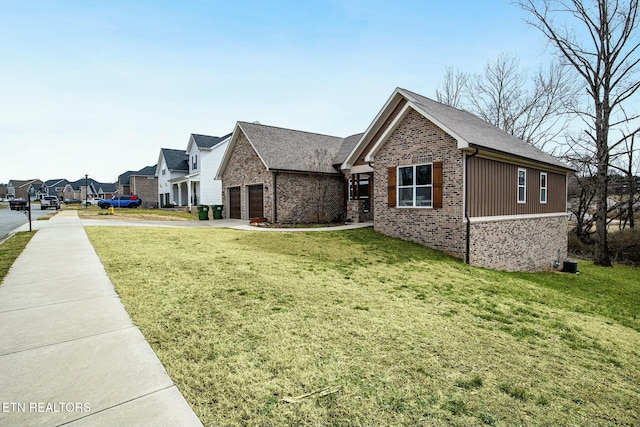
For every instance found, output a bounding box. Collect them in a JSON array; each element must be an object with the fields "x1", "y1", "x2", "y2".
[
  {"x1": 190, "y1": 133, "x2": 232, "y2": 149},
  {"x1": 343, "y1": 87, "x2": 572, "y2": 172}
]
